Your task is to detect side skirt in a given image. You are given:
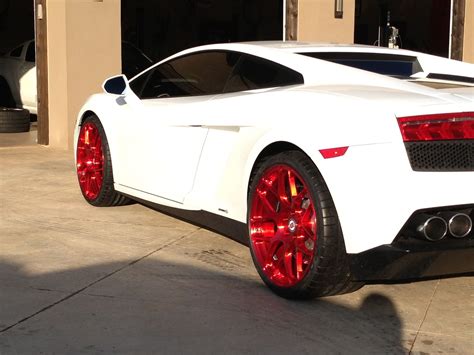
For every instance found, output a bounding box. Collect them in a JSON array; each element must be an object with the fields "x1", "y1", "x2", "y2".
[{"x1": 122, "y1": 193, "x2": 250, "y2": 246}]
